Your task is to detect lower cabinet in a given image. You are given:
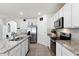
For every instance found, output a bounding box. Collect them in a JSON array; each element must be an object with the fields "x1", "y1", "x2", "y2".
[
  {"x1": 16, "y1": 44, "x2": 21, "y2": 56},
  {"x1": 62, "y1": 46, "x2": 74, "y2": 56},
  {"x1": 26, "y1": 39, "x2": 28, "y2": 54},
  {"x1": 56, "y1": 42, "x2": 62, "y2": 56},
  {"x1": 21, "y1": 41, "x2": 26, "y2": 56},
  {"x1": 9, "y1": 44, "x2": 21, "y2": 56},
  {"x1": 0, "y1": 52, "x2": 8, "y2": 56},
  {"x1": 8, "y1": 39, "x2": 28, "y2": 56},
  {"x1": 0, "y1": 39, "x2": 29, "y2": 56},
  {"x1": 56, "y1": 42, "x2": 75, "y2": 56}
]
